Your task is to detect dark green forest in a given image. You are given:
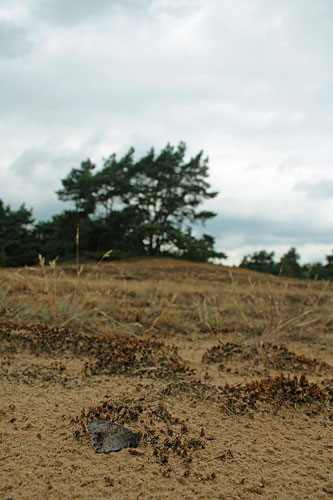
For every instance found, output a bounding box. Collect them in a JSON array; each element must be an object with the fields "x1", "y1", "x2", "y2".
[
  {"x1": 1, "y1": 141, "x2": 332, "y2": 280},
  {"x1": 1, "y1": 143, "x2": 226, "y2": 266},
  {"x1": 240, "y1": 248, "x2": 333, "y2": 281}
]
